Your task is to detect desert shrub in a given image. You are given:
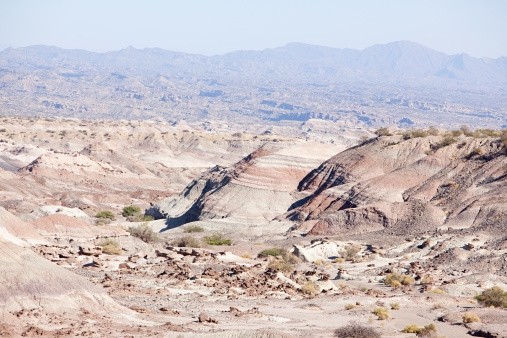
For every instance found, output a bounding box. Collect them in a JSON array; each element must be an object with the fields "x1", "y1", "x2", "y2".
[
  {"x1": 267, "y1": 260, "x2": 294, "y2": 272},
  {"x1": 427, "y1": 126, "x2": 439, "y2": 136},
  {"x1": 373, "y1": 307, "x2": 389, "y2": 320},
  {"x1": 344, "y1": 304, "x2": 357, "y2": 310},
  {"x1": 127, "y1": 223, "x2": 159, "y2": 243},
  {"x1": 95, "y1": 210, "x2": 115, "y2": 220},
  {"x1": 333, "y1": 257, "x2": 345, "y2": 263},
  {"x1": 402, "y1": 276, "x2": 415, "y2": 286},
  {"x1": 402, "y1": 324, "x2": 420, "y2": 333},
  {"x1": 391, "y1": 280, "x2": 402, "y2": 288},
  {"x1": 334, "y1": 322, "x2": 380, "y2": 338},
  {"x1": 462, "y1": 312, "x2": 481, "y2": 323},
  {"x1": 171, "y1": 235, "x2": 201, "y2": 248},
  {"x1": 203, "y1": 233, "x2": 232, "y2": 245},
  {"x1": 475, "y1": 286, "x2": 507, "y2": 308},
  {"x1": 301, "y1": 281, "x2": 319, "y2": 296},
  {"x1": 374, "y1": 127, "x2": 392, "y2": 137},
  {"x1": 390, "y1": 302, "x2": 400, "y2": 310},
  {"x1": 258, "y1": 248, "x2": 285, "y2": 258},
  {"x1": 122, "y1": 205, "x2": 141, "y2": 217},
  {"x1": 97, "y1": 238, "x2": 123, "y2": 255},
  {"x1": 128, "y1": 213, "x2": 154, "y2": 222},
  {"x1": 314, "y1": 259, "x2": 324, "y2": 266},
  {"x1": 384, "y1": 273, "x2": 403, "y2": 286},
  {"x1": 184, "y1": 225, "x2": 205, "y2": 233},
  {"x1": 428, "y1": 288, "x2": 446, "y2": 294},
  {"x1": 95, "y1": 218, "x2": 111, "y2": 226},
  {"x1": 403, "y1": 129, "x2": 429, "y2": 139},
  {"x1": 258, "y1": 247, "x2": 300, "y2": 264},
  {"x1": 416, "y1": 324, "x2": 437, "y2": 337},
  {"x1": 240, "y1": 254, "x2": 251, "y2": 259},
  {"x1": 340, "y1": 244, "x2": 361, "y2": 261},
  {"x1": 432, "y1": 136, "x2": 457, "y2": 151}
]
